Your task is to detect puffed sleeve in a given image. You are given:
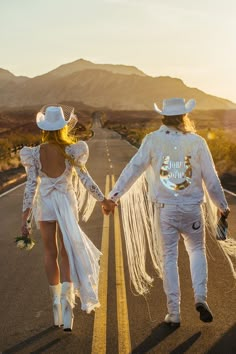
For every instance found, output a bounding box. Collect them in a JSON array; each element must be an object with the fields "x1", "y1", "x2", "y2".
[
  {"x1": 68, "y1": 142, "x2": 104, "y2": 202},
  {"x1": 20, "y1": 147, "x2": 39, "y2": 212},
  {"x1": 69, "y1": 141, "x2": 89, "y2": 167}
]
